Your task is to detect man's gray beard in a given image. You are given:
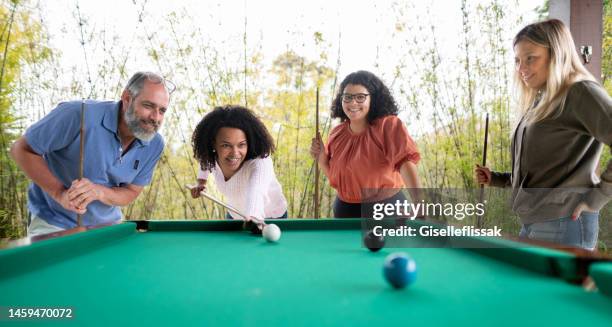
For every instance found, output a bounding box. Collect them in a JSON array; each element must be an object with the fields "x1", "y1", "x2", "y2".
[{"x1": 124, "y1": 101, "x2": 159, "y2": 142}]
